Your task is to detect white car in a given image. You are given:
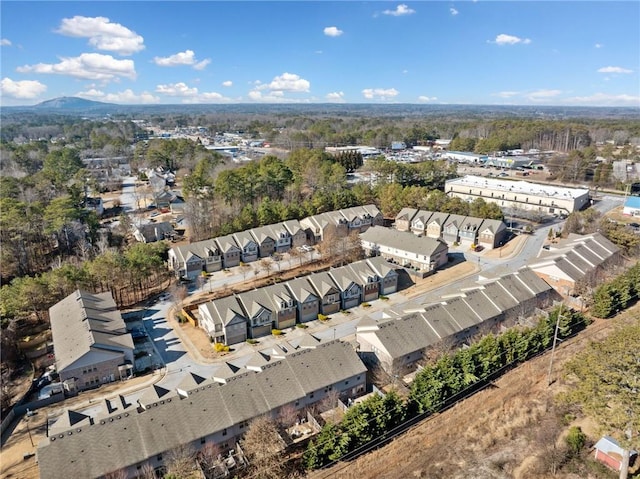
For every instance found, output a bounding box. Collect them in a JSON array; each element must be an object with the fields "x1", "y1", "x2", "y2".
[{"x1": 301, "y1": 245, "x2": 314, "y2": 252}]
